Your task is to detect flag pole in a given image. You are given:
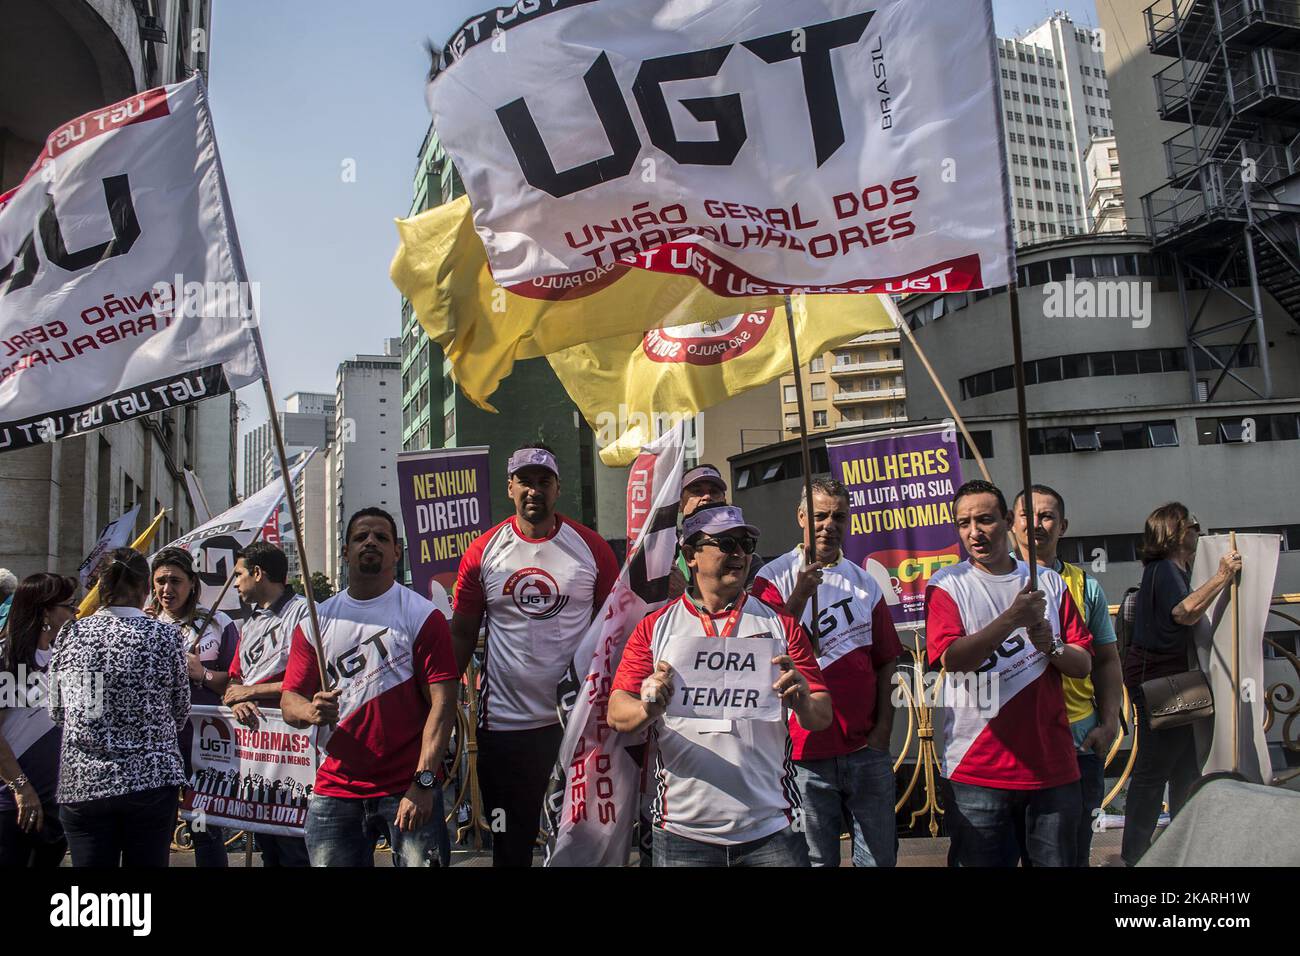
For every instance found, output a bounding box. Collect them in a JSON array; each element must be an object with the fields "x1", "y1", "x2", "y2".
[
  {"x1": 1008, "y1": 284, "x2": 1038, "y2": 588},
  {"x1": 783, "y1": 294, "x2": 821, "y2": 648},
  {"x1": 250, "y1": 341, "x2": 331, "y2": 690},
  {"x1": 892, "y1": 308, "x2": 992, "y2": 483}
]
